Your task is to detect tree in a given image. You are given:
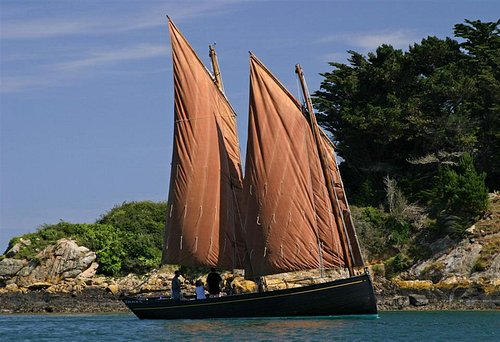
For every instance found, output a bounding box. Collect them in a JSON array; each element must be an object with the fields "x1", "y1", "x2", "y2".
[
  {"x1": 454, "y1": 20, "x2": 500, "y2": 190},
  {"x1": 313, "y1": 20, "x2": 498, "y2": 208}
]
